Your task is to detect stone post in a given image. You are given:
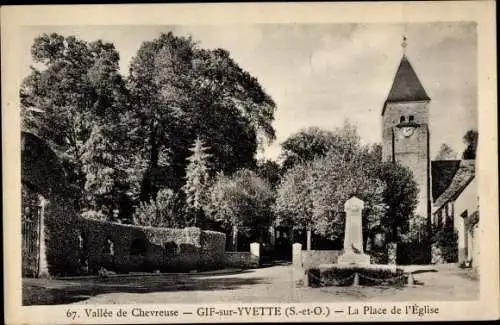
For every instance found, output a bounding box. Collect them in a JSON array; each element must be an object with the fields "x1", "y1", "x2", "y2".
[
  {"x1": 37, "y1": 196, "x2": 49, "y2": 278},
  {"x1": 269, "y1": 225, "x2": 275, "y2": 246},
  {"x1": 250, "y1": 243, "x2": 260, "y2": 265},
  {"x1": 292, "y1": 243, "x2": 306, "y2": 287},
  {"x1": 338, "y1": 196, "x2": 370, "y2": 265},
  {"x1": 306, "y1": 228, "x2": 312, "y2": 251},
  {"x1": 292, "y1": 243, "x2": 302, "y2": 268},
  {"x1": 232, "y1": 225, "x2": 238, "y2": 251}
]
